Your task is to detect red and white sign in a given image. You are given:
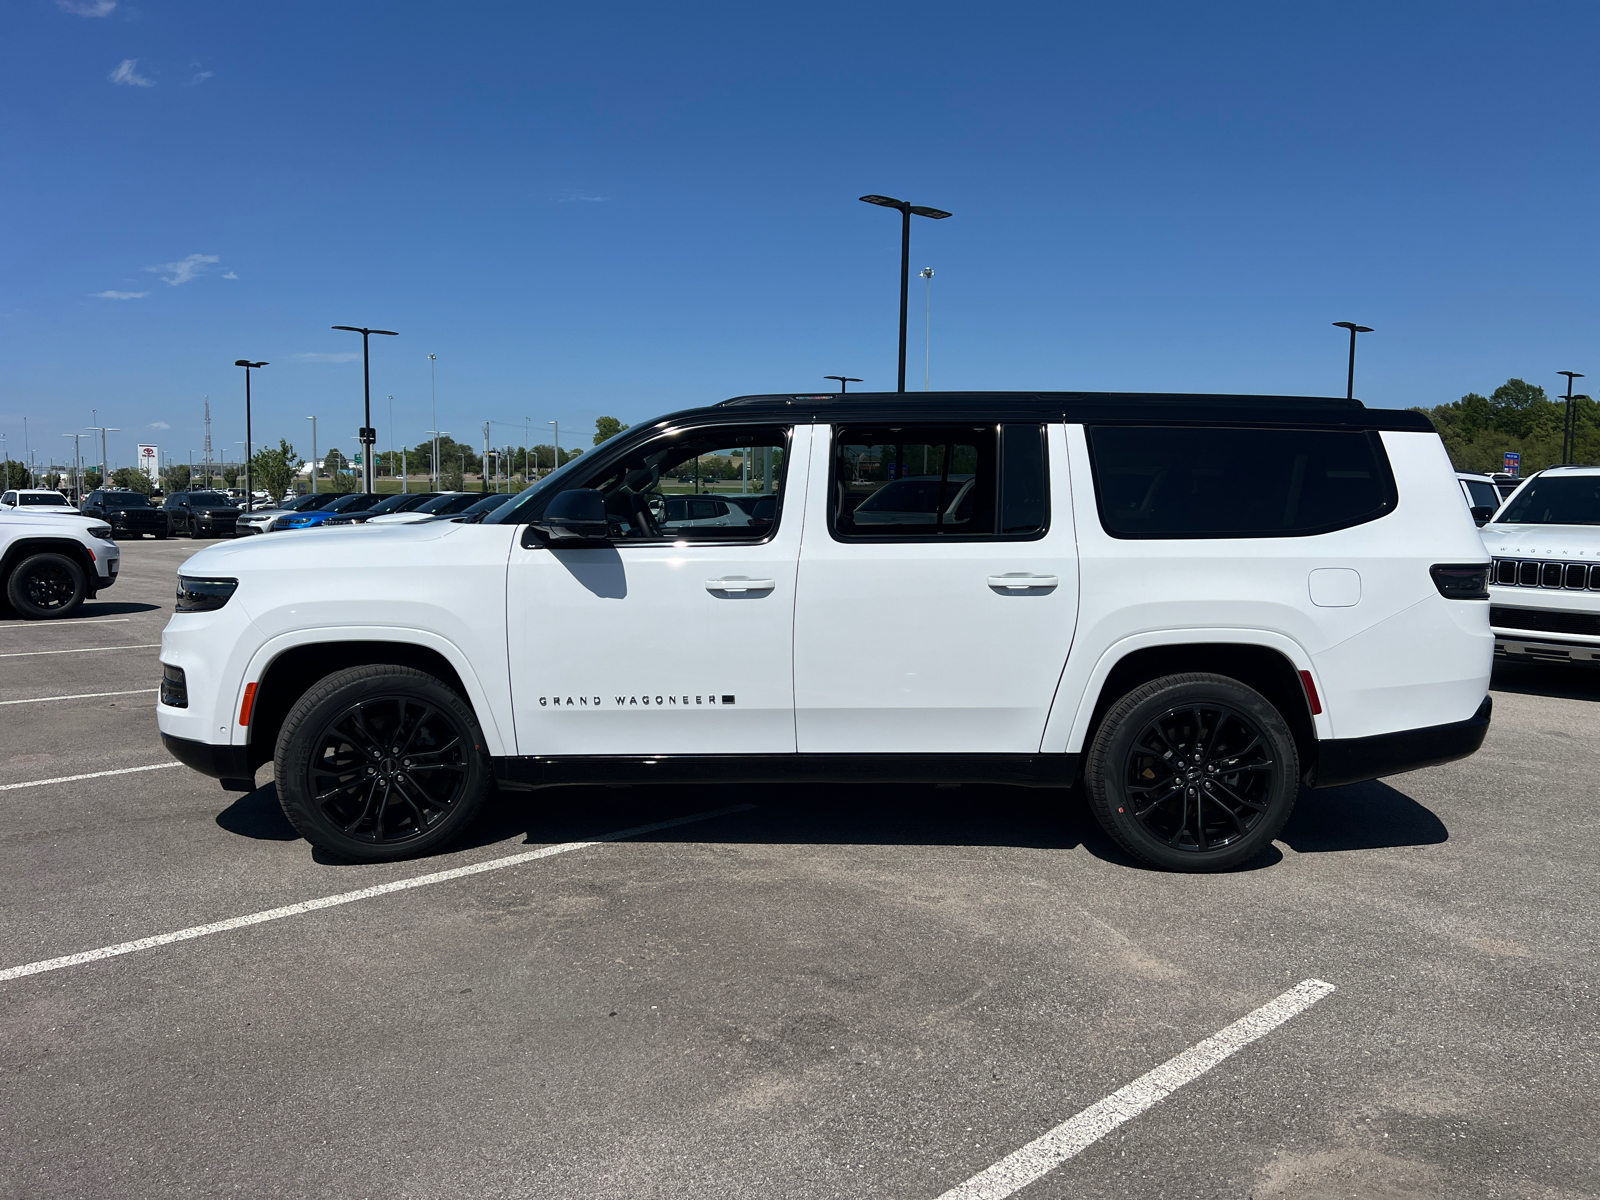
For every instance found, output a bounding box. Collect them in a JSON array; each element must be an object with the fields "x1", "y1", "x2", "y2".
[{"x1": 137, "y1": 444, "x2": 159, "y2": 487}]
